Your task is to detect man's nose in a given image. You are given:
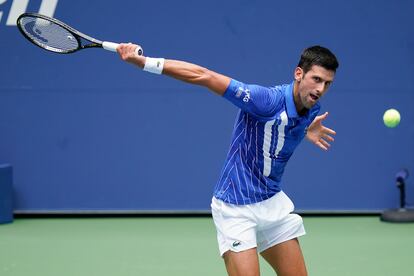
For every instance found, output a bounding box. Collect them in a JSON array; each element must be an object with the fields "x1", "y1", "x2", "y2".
[{"x1": 316, "y1": 82, "x2": 326, "y2": 93}]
